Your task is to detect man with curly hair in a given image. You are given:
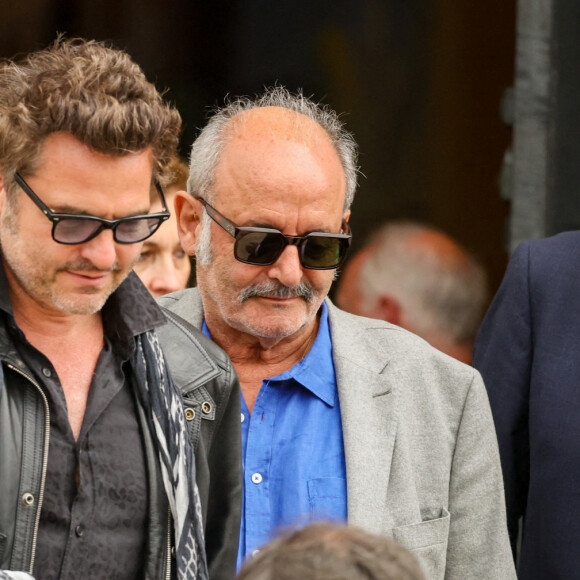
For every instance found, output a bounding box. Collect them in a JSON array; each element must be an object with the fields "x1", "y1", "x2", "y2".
[{"x1": 0, "y1": 38, "x2": 241, "y2": 580}]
